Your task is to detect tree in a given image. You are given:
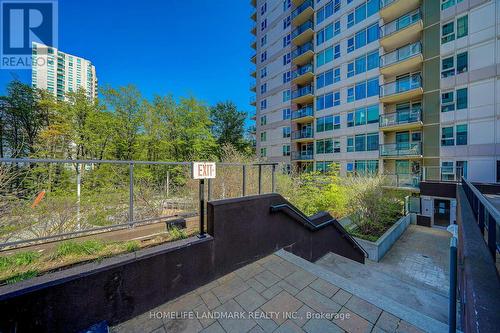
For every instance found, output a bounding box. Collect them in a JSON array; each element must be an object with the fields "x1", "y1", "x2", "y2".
[{"x1": 210, "y1": 101, "x2": 251, "y2": 156}]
